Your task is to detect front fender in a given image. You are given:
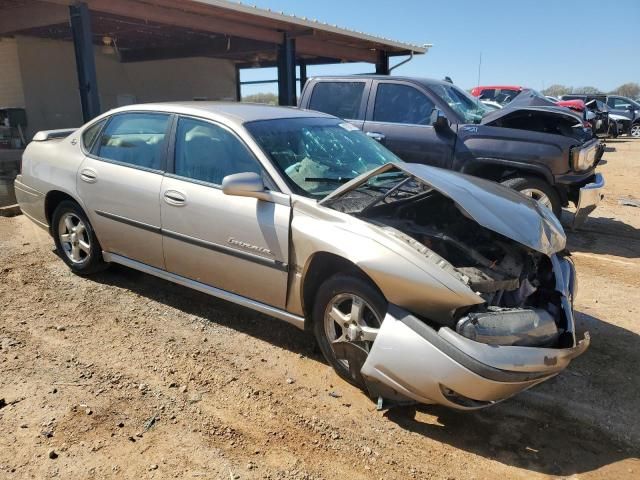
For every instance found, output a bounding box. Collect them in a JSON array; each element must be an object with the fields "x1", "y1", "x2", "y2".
[
  {"x1": 461, "y1": 157, "x2": 555, "y2": 185},
  {"x1": 290, "y1": 200, "x2": 483, "y2": 323}
]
